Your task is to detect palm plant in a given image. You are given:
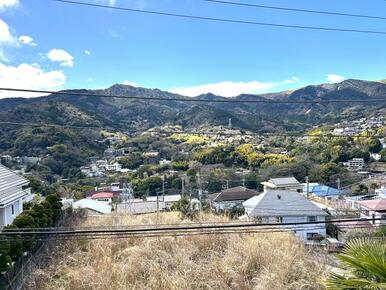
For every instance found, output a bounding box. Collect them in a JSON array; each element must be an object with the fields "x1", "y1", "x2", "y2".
[{"x1": 326, "y1": 238, "x2": 386, "y2": 290}]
